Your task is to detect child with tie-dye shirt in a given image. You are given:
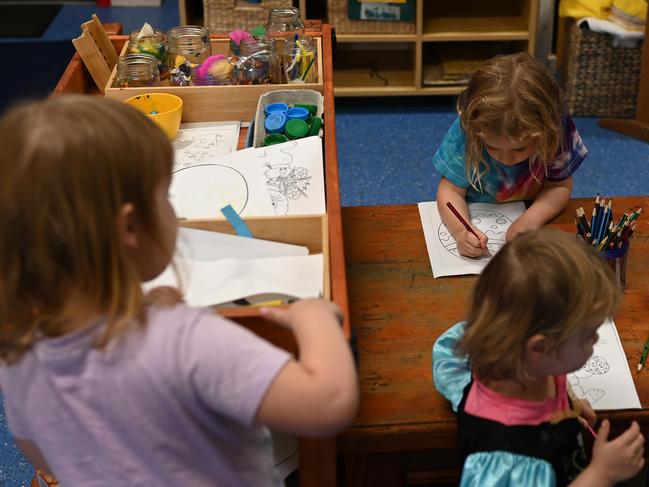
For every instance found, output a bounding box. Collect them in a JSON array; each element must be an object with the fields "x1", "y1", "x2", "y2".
[{"x1": 434, "y1": 52, "x2": 587, "y2": 258}]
